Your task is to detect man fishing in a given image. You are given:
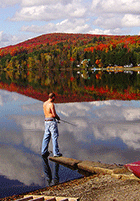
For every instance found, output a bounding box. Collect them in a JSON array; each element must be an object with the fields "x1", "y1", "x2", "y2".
[{"x1": 41, "y1": 92, "x2": 62, "y2": 157}]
